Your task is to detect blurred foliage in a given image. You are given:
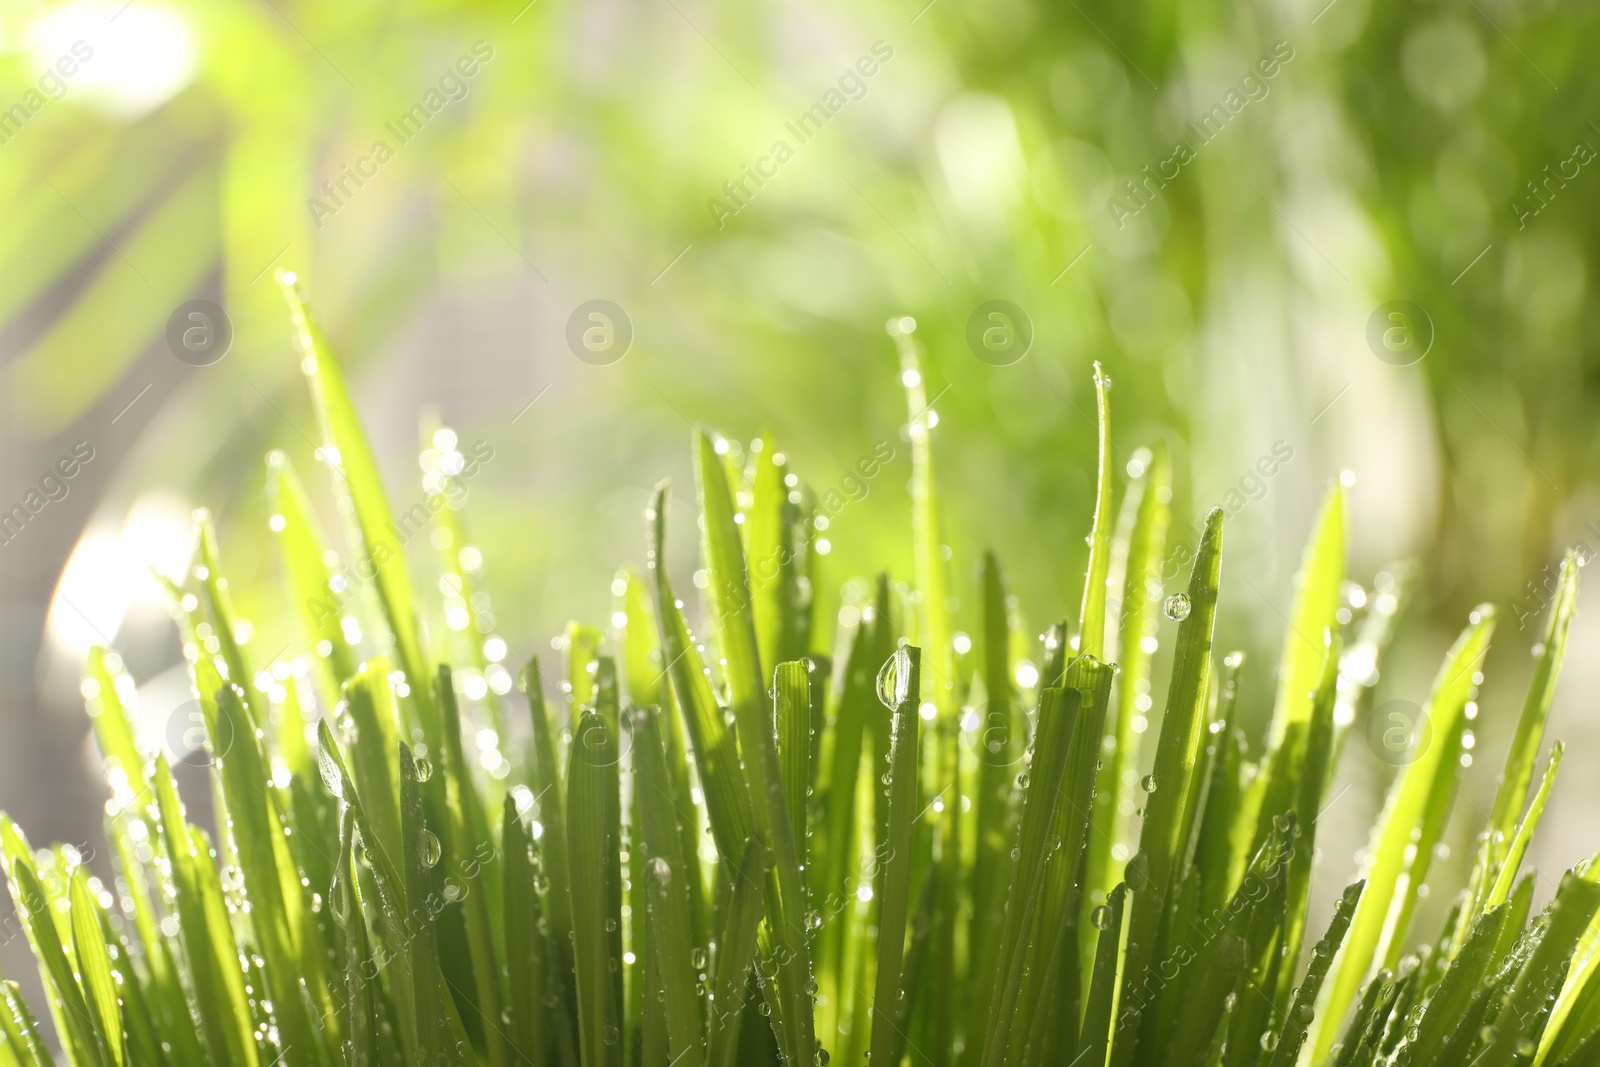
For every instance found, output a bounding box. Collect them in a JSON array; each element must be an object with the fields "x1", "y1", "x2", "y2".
[{"x1": 3, "y1": 0, "x2": 1600, "y2": 681}]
